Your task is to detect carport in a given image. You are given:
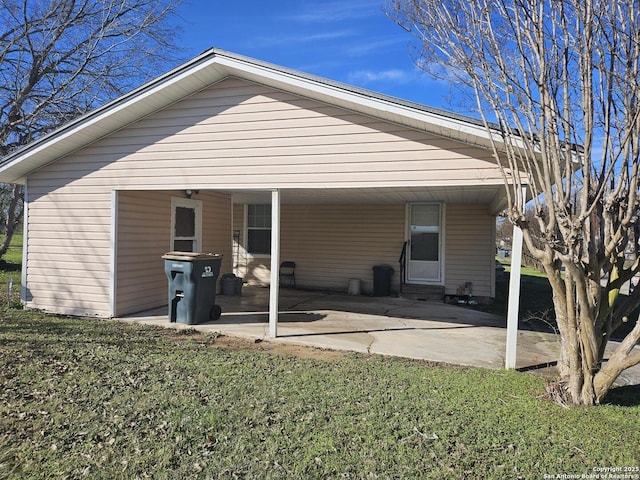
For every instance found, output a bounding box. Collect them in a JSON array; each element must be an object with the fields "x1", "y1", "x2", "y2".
[{"x1": 217, "y1": 185, "x2": 524, "y2": 371}]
